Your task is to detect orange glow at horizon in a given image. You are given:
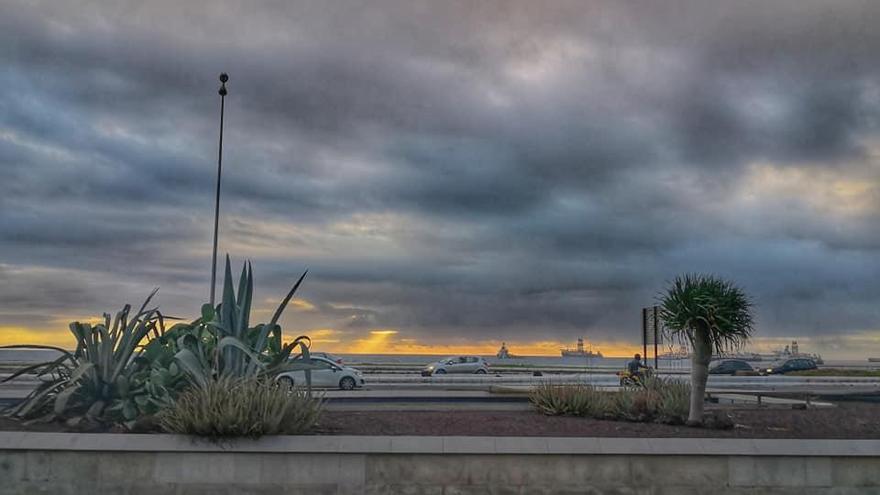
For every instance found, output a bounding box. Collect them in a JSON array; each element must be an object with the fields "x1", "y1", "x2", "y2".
[
  {"x1": 288, "y1": 327, "x2": 642, "y2": 357},
  {"x1": 0, "y1": 326, "x2": 75, "y2": 348},
  {"x1": 0, "y1": 324, "x2": 645, "y2": 357},
  {"x1": 8, "y1": 324, "x2": 878, "y2": 359}
]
